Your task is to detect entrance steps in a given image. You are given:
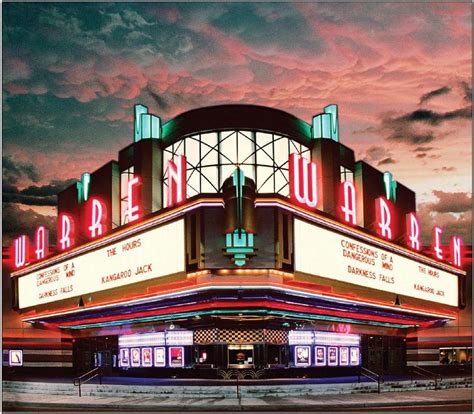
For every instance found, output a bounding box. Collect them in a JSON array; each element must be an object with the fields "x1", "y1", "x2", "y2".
[{"x1": 3, "y1": 375, "x2": 471, "y2": 398}]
